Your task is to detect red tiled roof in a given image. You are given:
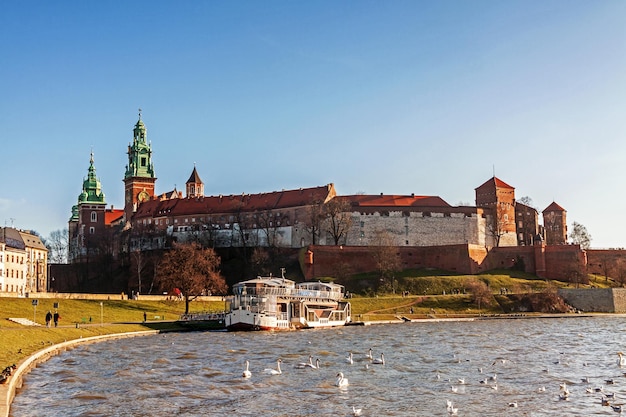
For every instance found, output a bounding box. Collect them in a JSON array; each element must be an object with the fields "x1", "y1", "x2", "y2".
[
  {"x1": 338, "y1": 194, "x2": 450, "y2": 208},
  {"x1": 133, "y1": 184, "x2": 335, "y2": 220},
  {"x1": 475, "y1": 176, "x2": 515, "y2": 191},
  {"x1": 543, "y1": 201, "x2": 566, "y2": 213},
  {"x1": 105, "y1": 209, "x2": 124, "y2": 226}
]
